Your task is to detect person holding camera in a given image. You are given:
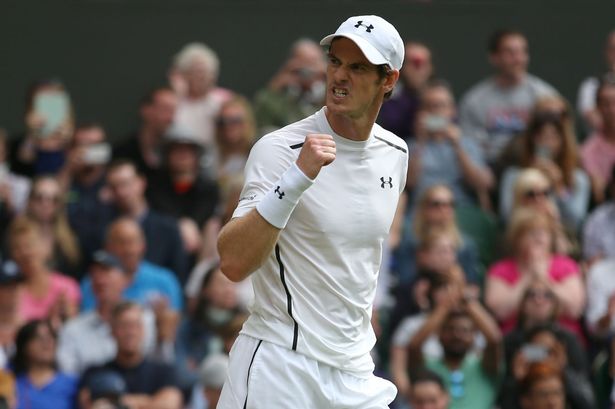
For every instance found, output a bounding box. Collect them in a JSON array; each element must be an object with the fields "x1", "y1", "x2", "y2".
[
  {"x1": 11, "y1": 79, "x2": 75, "y2": 178},
  {"x1": 252, "y1": 38, "x2": 326, "y2": 136},
  {"x1": 60, "y1": 123, "x2": 115, "y2": 275},
  {"x1": 406, "y1": 80, "x2": 494, "y2": 211},
  {"x1": 406, "y1": 281, "x2": 503, "y2": 409},
  {"x1": 499, "y1": 323, "x2": 595, "y2": 409}
]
